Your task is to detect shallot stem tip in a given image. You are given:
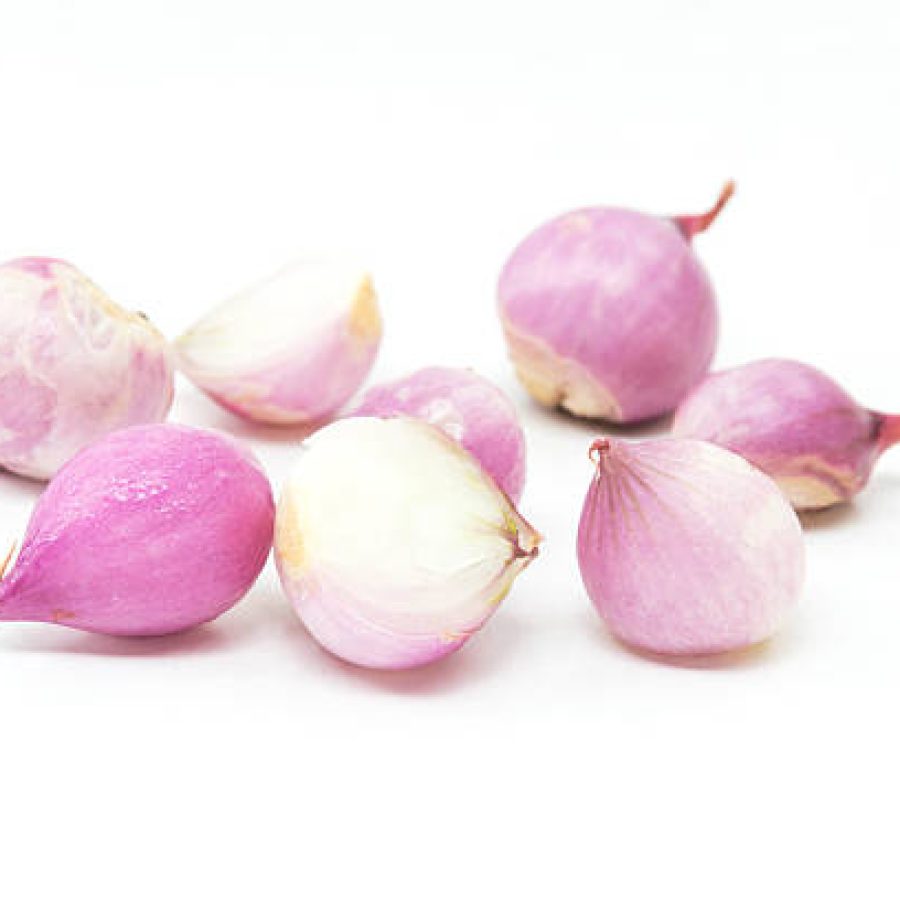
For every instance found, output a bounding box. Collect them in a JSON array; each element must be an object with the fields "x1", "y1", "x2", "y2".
[
  {"x1": 674, "y1": 180, "x2": 736, "y2": 240},
  {"x1": 588, "y1": 438, "x2": 611, "y2": 465}
]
